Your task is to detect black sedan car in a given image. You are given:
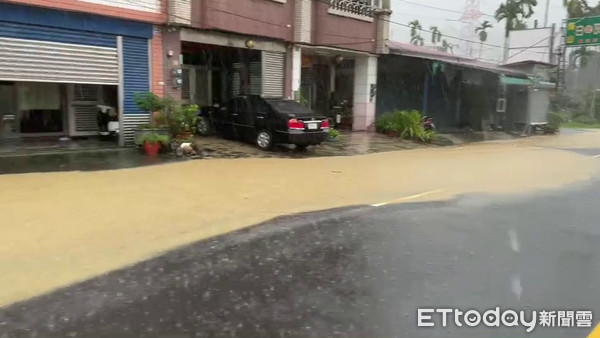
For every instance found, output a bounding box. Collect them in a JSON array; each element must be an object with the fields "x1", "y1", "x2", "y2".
[{"x1": 196, "y1": 95, "x2": 330, "y2": 150}]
